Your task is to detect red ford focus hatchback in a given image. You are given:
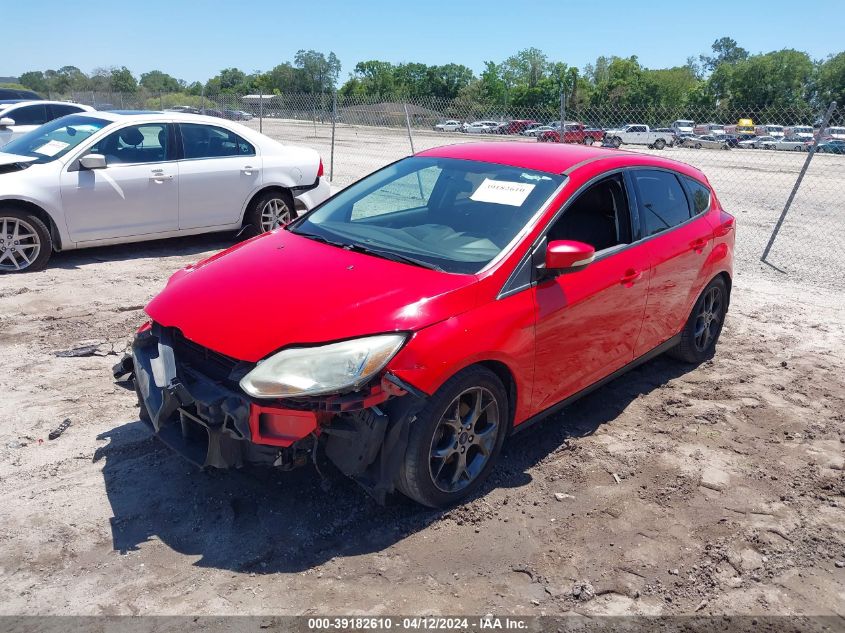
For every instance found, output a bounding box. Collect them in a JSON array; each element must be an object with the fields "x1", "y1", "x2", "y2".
[{"x1": 115, "y1": 142, "x2": 734, "y2": 507}]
